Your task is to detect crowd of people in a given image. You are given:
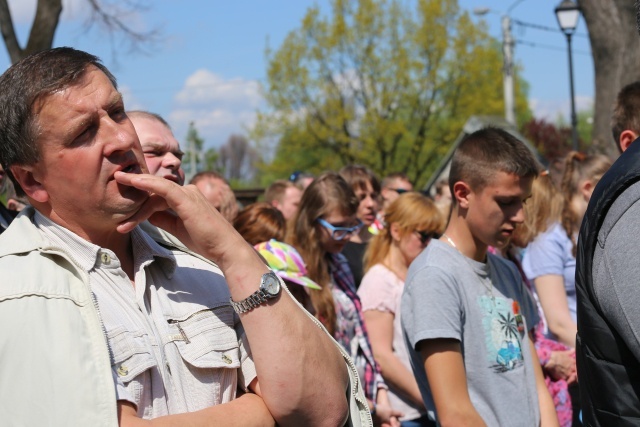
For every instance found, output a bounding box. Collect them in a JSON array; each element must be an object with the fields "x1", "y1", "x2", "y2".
[{"x1": 3, "y1": 27, "x2": 640, "y2": 426}]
